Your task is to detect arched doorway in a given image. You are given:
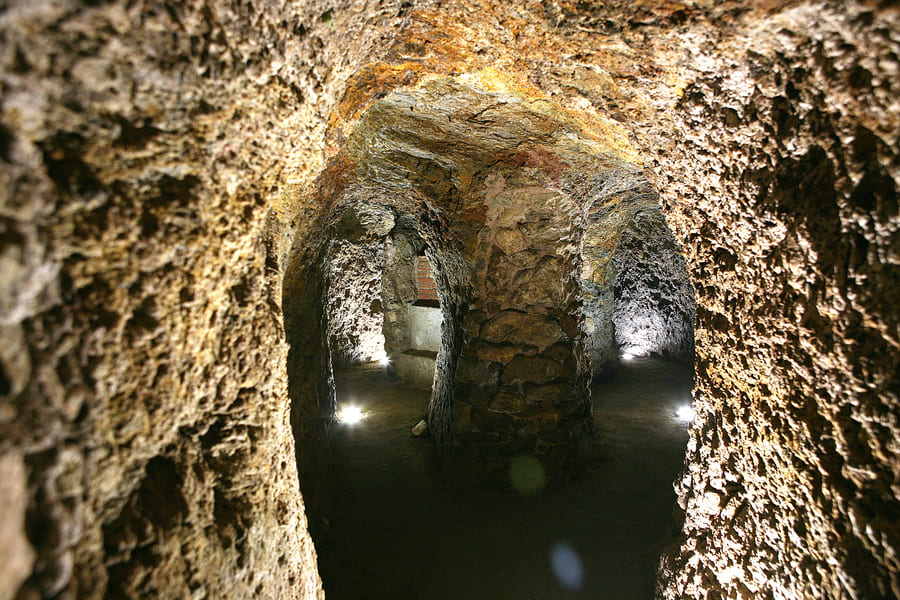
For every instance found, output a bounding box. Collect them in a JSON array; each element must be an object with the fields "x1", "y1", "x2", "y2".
[{"x1": 283, "y1": 72, "x2": 698, "y2": 599}]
